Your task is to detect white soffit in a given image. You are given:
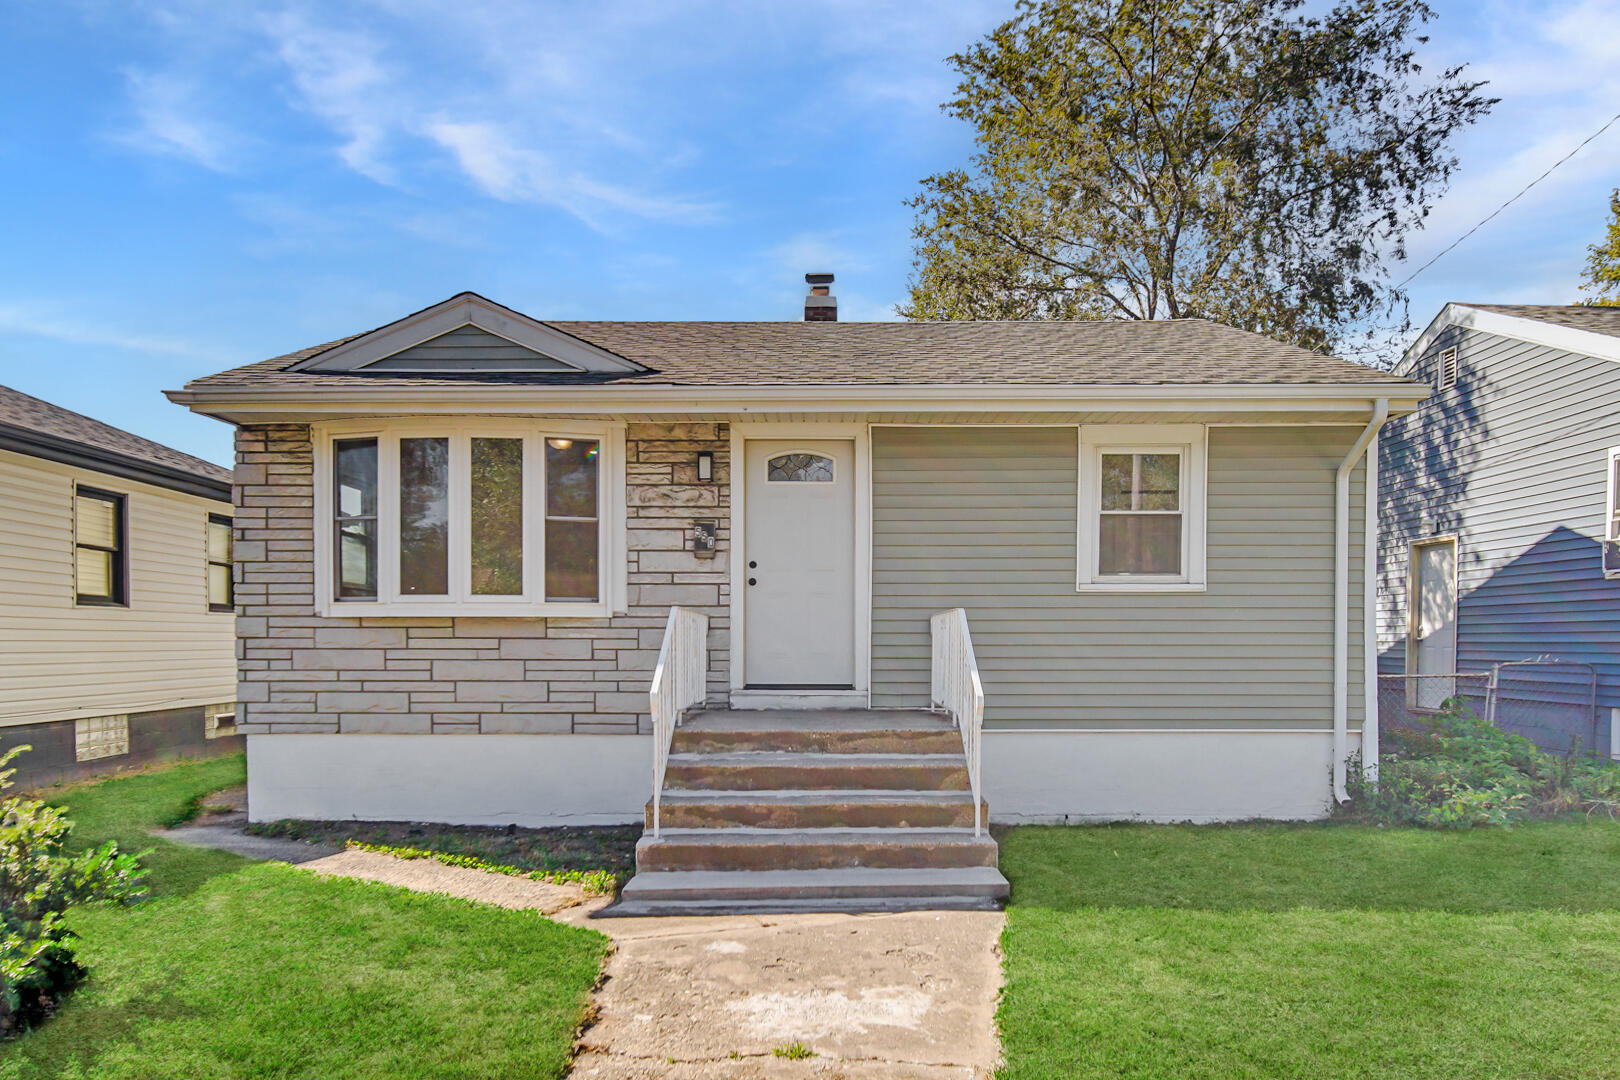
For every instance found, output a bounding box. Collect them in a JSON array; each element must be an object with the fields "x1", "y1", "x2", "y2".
[
  {"x1": 1400, "y1": 303, "x2": 1620, "y2": 374},
  {"x1": 290, "y1": 292, "x2": 646, "y2": 375}
]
